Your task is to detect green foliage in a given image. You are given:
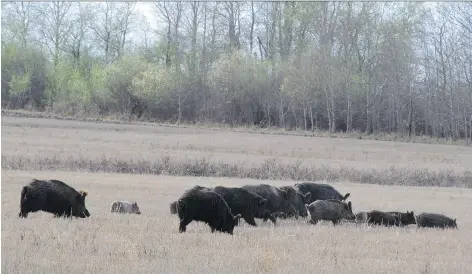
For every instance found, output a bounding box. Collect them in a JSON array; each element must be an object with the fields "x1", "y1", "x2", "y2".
[
  {"x1": 131, "y1": 64, "x2": 174, "y2": 107},
  {"x1": 104, "y1": 56, "x2": 150, "y2": 114},
  {"x1": 8, "y1": 73, "x2": 31, "y2": 97},
  {"x1": 51, "y1": 60, "x2": 92, "y2": 114},
  {"x1": 1, "y1": 42, "x2": 47, "y2": 108}
]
